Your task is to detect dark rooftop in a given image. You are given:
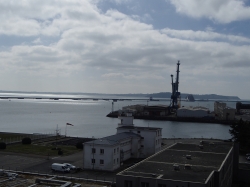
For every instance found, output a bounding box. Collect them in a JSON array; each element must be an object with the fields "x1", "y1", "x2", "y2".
[
  {"x1": 170, "y1": 142, "x2": 232, "y2": 154},
  {"x1": 118, "y1": 142, "x2": 233, "y2": 183},
  {"x1": 124, "y1": 162, "x2": 215, "y2": 183}
]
